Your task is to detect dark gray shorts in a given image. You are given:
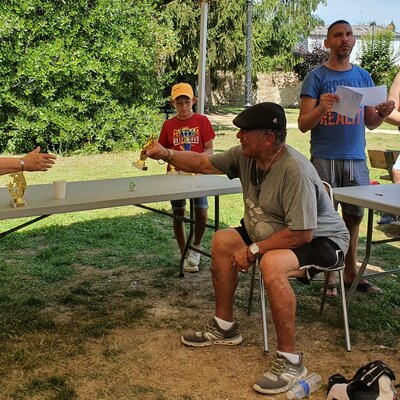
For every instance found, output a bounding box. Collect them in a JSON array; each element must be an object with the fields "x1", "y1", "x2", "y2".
[
  {"x1": 234, "y1": 219, "x2": 343, "y2": 284},
  {"x1": 311, "y1": 158, "x2": 370, "y2": 217}
]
